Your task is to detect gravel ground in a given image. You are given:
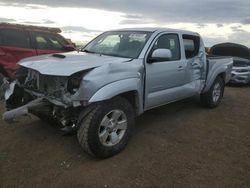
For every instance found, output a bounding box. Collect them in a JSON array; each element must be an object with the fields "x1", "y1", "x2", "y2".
[{"x1": 0, "y1": 86, "x2": 250, "y2": 188}]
